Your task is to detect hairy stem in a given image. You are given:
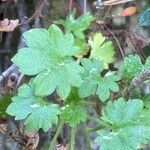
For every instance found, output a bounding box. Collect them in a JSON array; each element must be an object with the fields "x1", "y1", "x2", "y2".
[
  {"x1": 70, "y1": 126, "x2": 76, "y2": 150},
  {"x1": 88, "y1": 125, "x2": 106, "y2": 132},
  {"x1": 49, "y1": 119, "x2": 64, "y2": 150},
  {"x1": 84, "y1": 123, "x2": 91, "y2": 150},
  {"x1": 87, "y1": 115, "x2": 111, "y2": 128}
]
